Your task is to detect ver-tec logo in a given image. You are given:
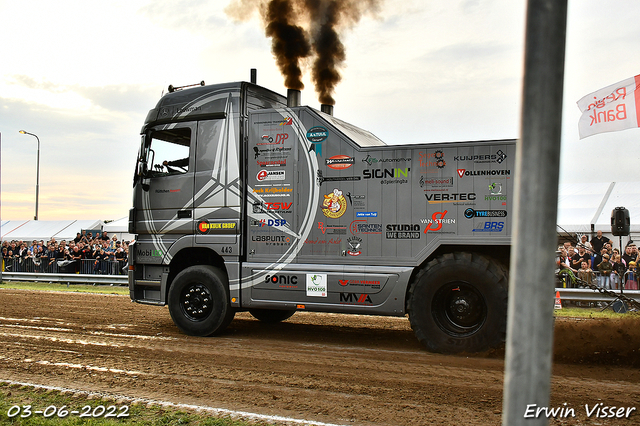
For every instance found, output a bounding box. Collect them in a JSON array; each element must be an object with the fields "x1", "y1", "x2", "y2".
[{"x1": 425, "y1": 193, "x2": 476, "y2": 204}]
